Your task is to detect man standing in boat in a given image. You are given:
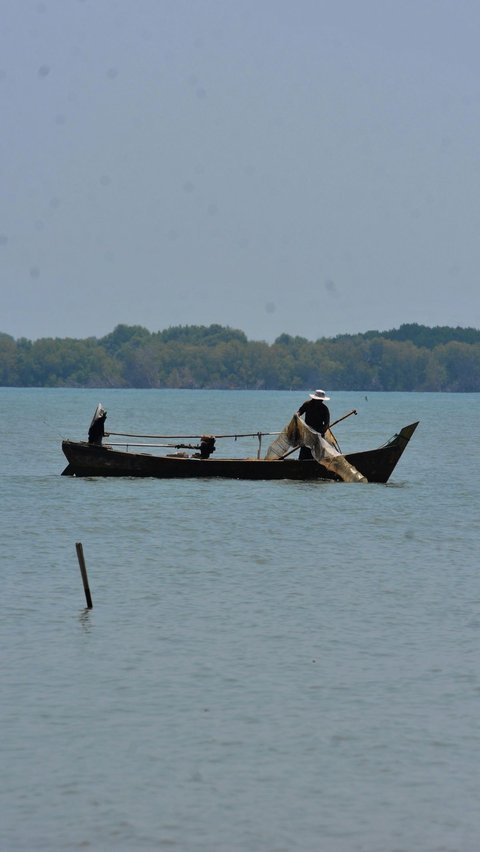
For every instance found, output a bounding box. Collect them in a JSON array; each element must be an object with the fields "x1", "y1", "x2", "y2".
[{"x1": 297, "y1": 389, "x2": 330, "y2": 460}]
